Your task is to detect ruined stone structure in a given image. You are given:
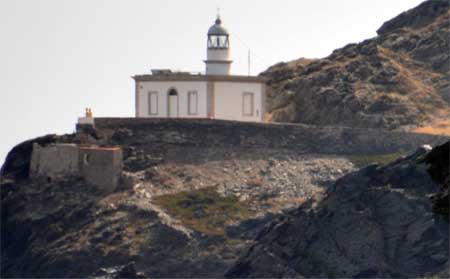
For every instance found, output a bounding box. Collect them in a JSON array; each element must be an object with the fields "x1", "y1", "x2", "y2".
[
  {"x1": 30, "y1": 143, "x2": 79, "y2": 180},
  {"x1": 30, "y1": 143, "x2": 122, "y2": 193},
  {"x1": 79, "y1": 146, "x2": 123, "y2": 193}
]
